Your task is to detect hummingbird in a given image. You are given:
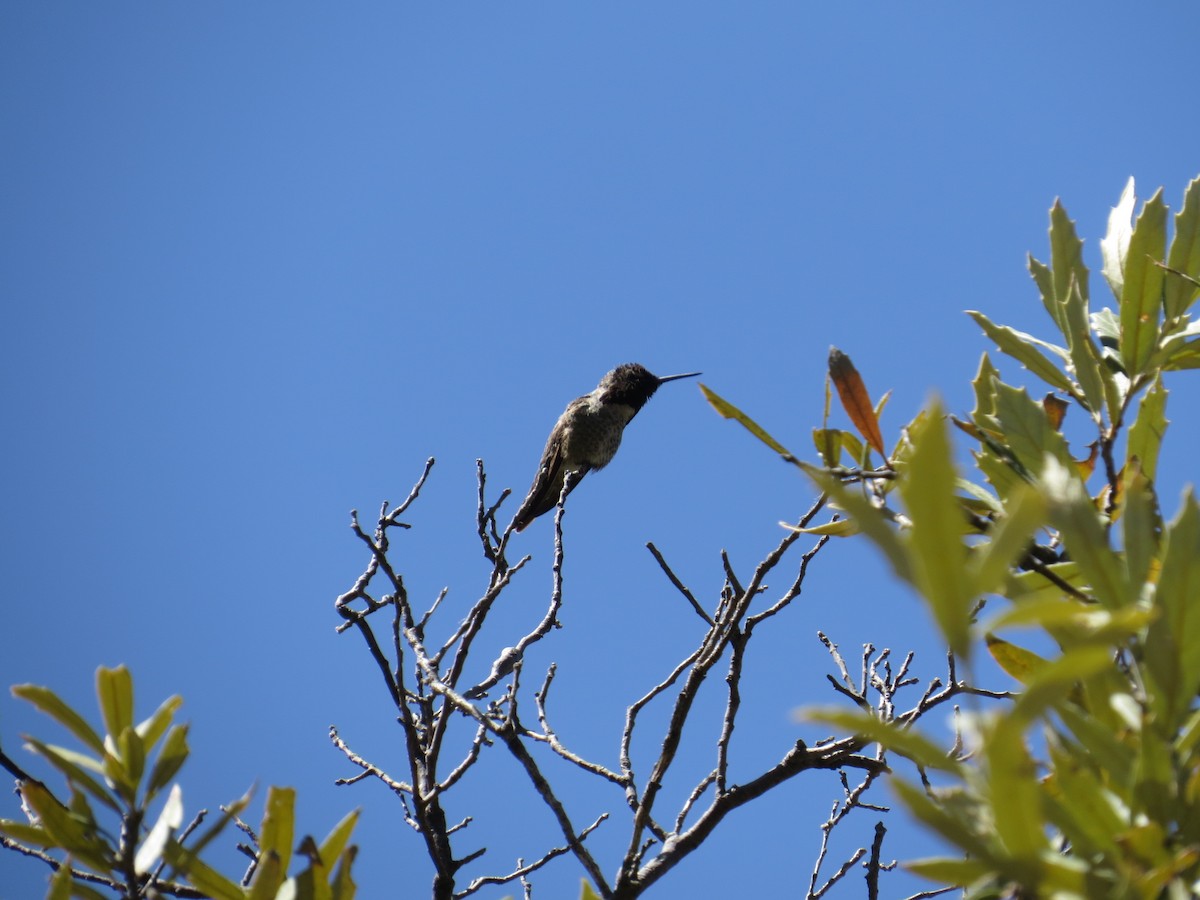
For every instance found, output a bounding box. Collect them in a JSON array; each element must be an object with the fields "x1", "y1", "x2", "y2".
[{"x1": 512, "y1": 363, "x2": 701, "y2": 531}]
